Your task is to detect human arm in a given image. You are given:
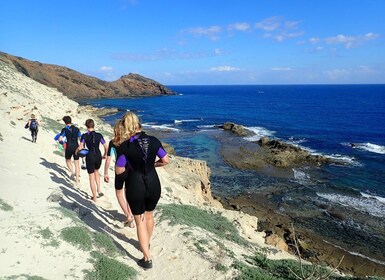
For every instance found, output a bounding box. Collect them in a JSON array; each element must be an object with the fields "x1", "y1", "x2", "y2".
[
  {"x1": 102, "y1": 142, "x2": 108, "y2": 159},
  {"x1": 75, "y1": 142, "x2": 85, "y2": 155},
  {"x1": 155, "y1": 154, "x2": 169, "y2": 167},
  {"x1": 104, "y1": 155, "x2": 111, "y2": 183}
]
